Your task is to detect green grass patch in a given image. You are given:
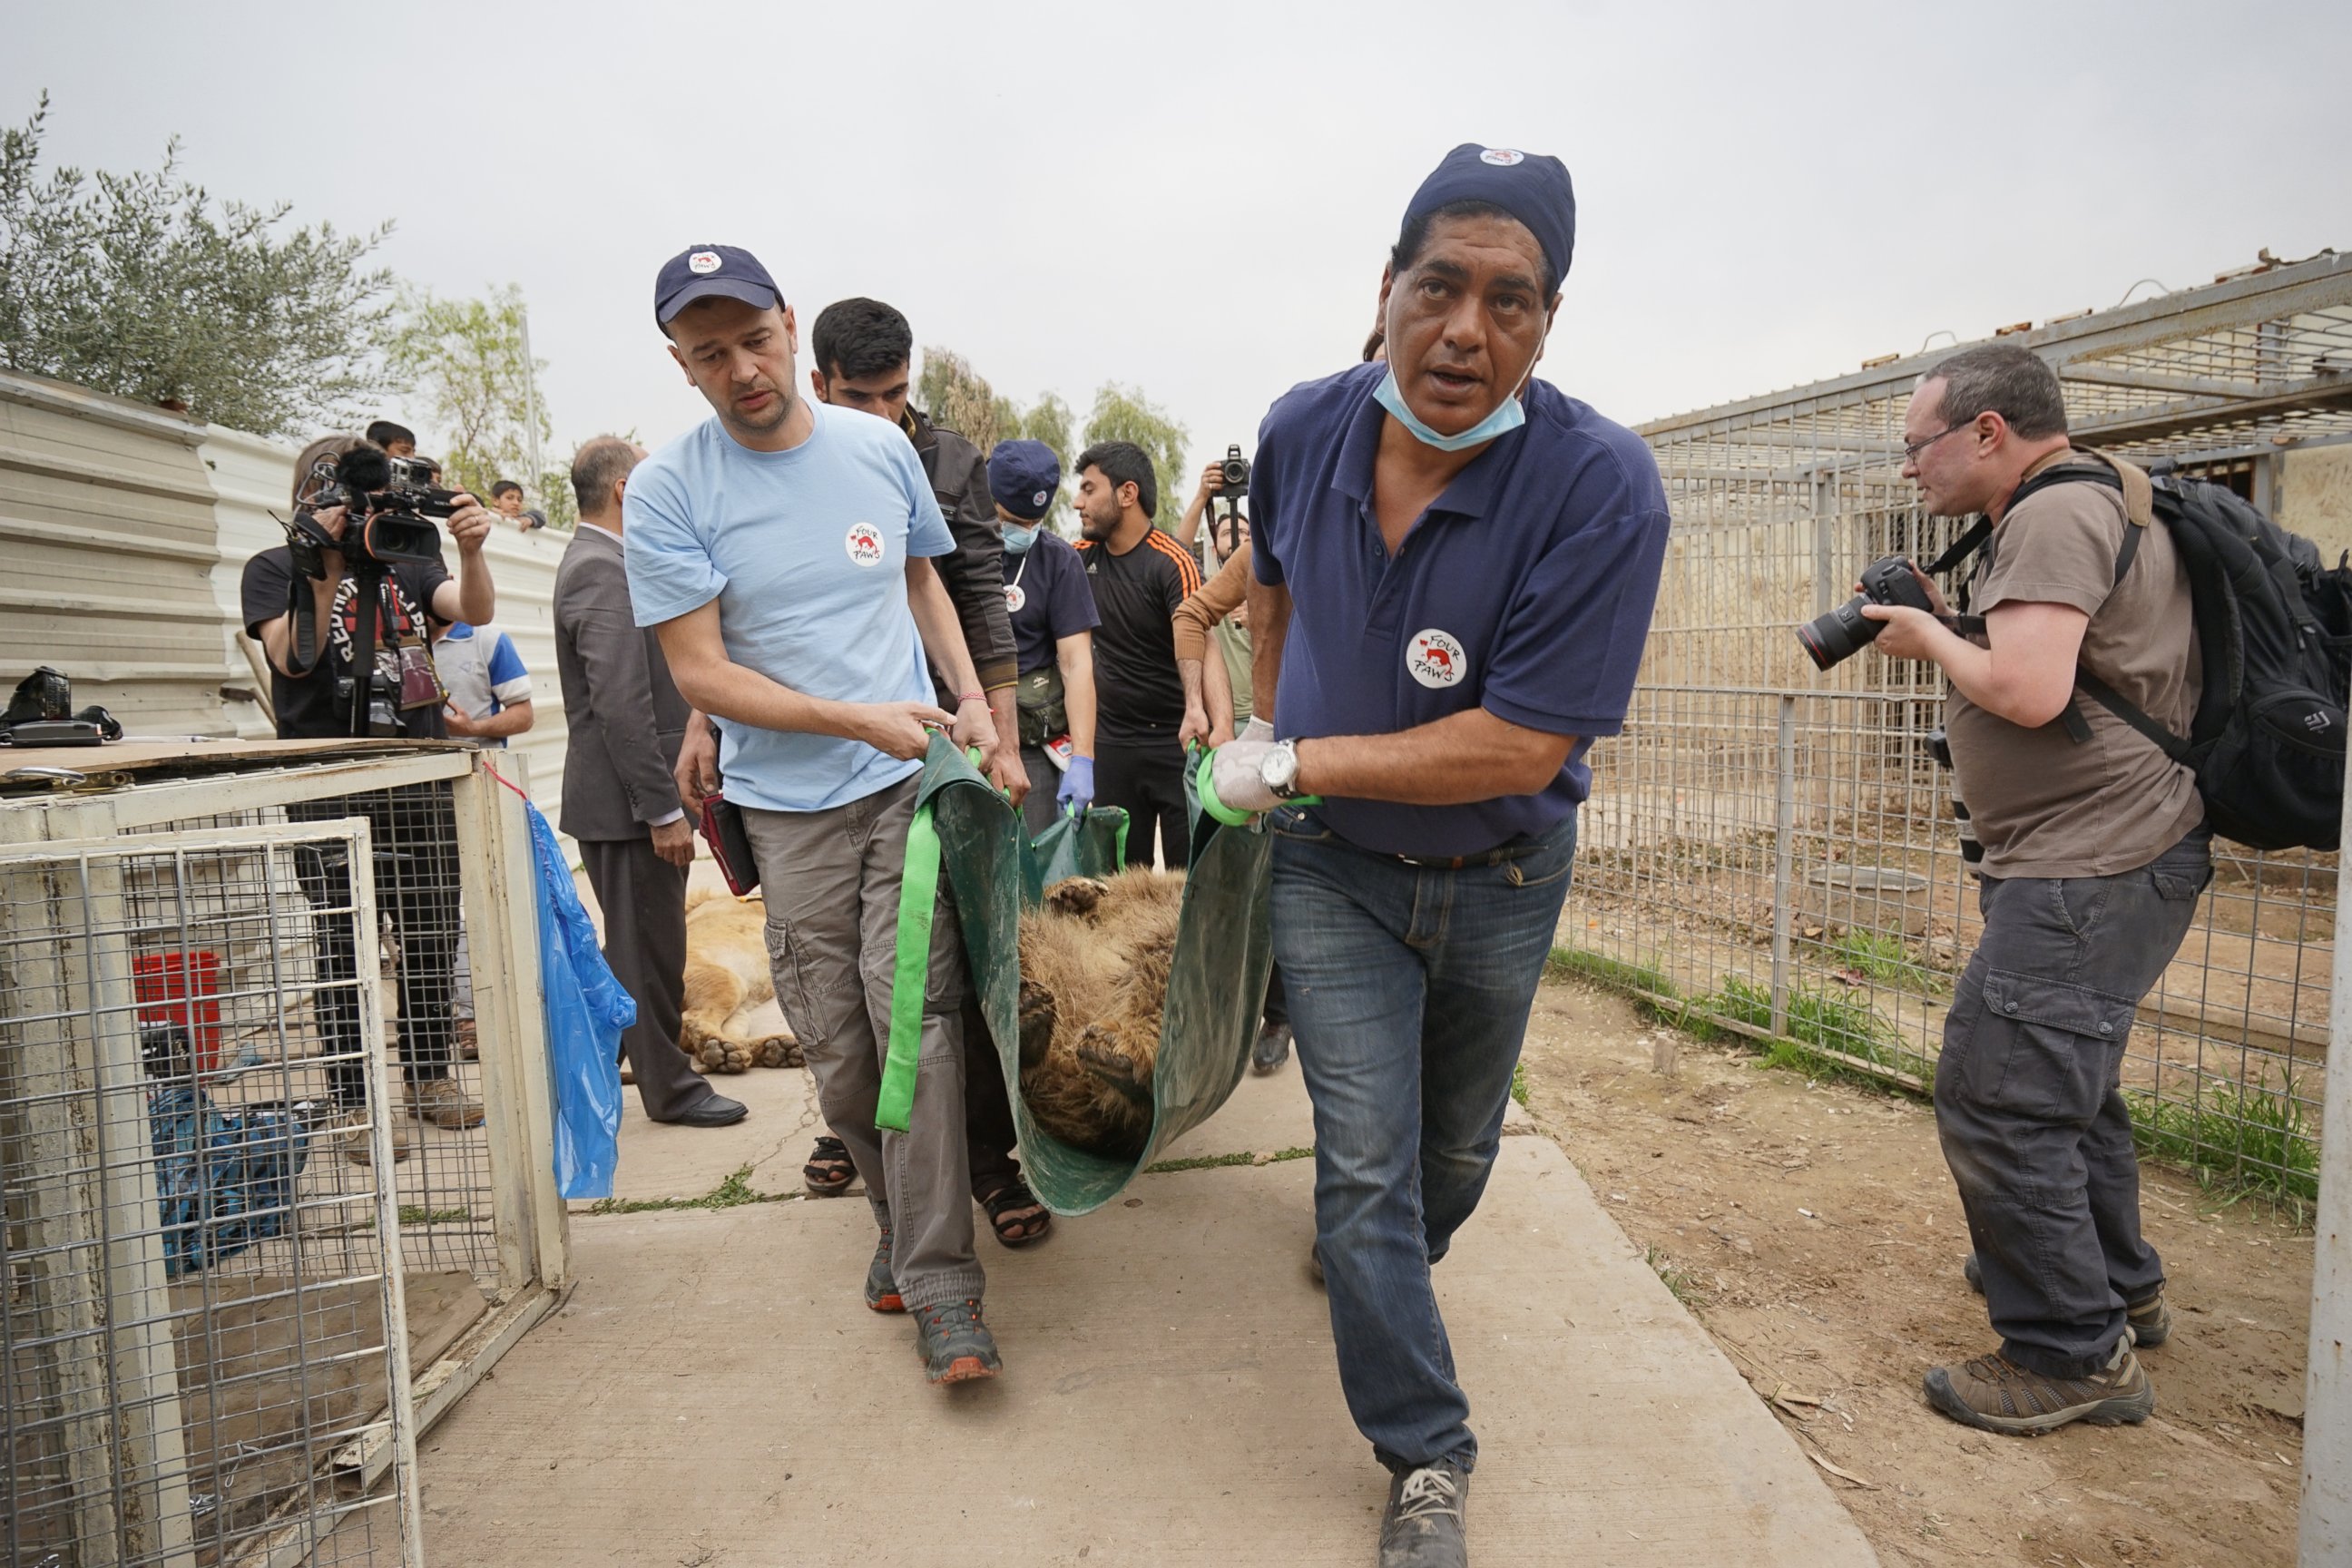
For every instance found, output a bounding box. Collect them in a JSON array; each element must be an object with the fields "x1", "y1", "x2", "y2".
[
  {"x1": 1547, "y1": 946, "x2": 1677, "y2": 1001},
  {"x1": 1143, "y1": 1145, "x2": 1314, "y2": 1175},
  {"x1": 584, "y1": 1163, "x2": 796, "y2": 1216},
  {"x1": 1511, "y1": 1062, "x2": 1529, "y2": 1109},
  {"x1": 2127, "y1": 1070, "x2": 2319, "y2": 1212},
  {"x1": 1822, "y1": 929, "x2": 1937, "y2": 991},
  {"x1": 1645, "y1": 1244, "x2": 1700, "y2": 1308},
  {"x1": 397, "y1": 1205, "x2": 475, "y2": 1227}
]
